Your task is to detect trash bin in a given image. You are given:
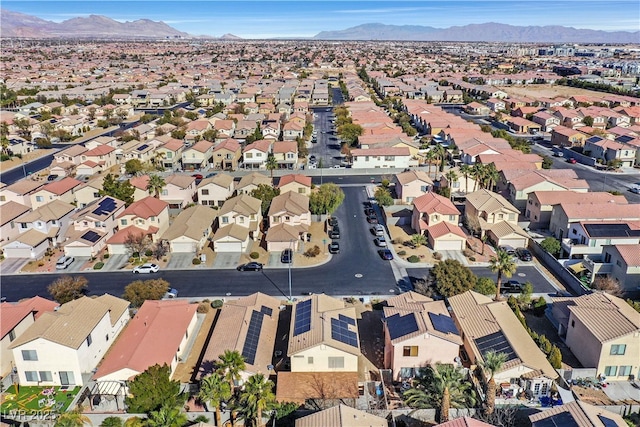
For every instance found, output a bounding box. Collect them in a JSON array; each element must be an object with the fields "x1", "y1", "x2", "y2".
[{"x1": 307, "y1": 233, "x2": 312, "y2": 242}]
